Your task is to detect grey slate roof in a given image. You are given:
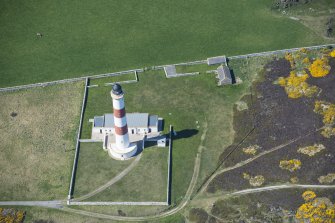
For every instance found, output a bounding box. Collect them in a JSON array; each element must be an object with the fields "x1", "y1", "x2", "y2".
[
  {"x1": 104, "y1": 114, "x2": 115, "y2": 127},
  {"x1": 125, "y1": 113, "x2": 148, "y2": 127},
  {"x1": 94, "y1": 116, "x2": 104, "y2": 127},
  {"x1": 216, "y1": 65, "x2": 232, "y2": 85},
  {"x1": 164, "y1": 65, "x2": 177, "y2": 78},
  {"x1": 148, "y1": 115, "x2": 158, "y2": 127},
  {"x1": 95, "y1": 113, "x2": 150, "y2": 128},
  {"x1": 207, "y1": 56, "x2": 227, "y2": 65}
]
